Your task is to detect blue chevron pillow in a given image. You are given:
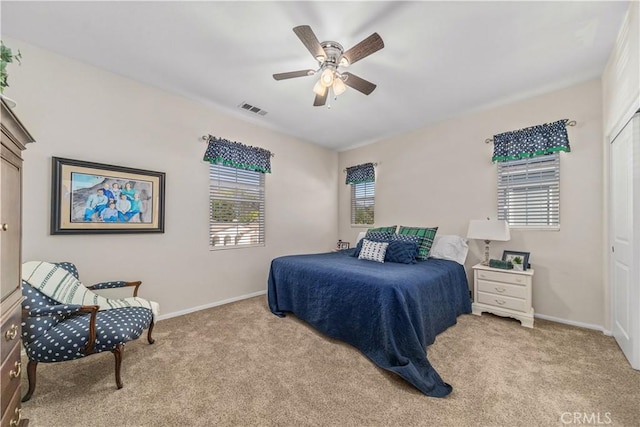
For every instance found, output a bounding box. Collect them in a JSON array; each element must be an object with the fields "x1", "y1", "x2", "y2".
[{"x1": 384, "y1": 240, "x2": 419, "y2": 264}]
